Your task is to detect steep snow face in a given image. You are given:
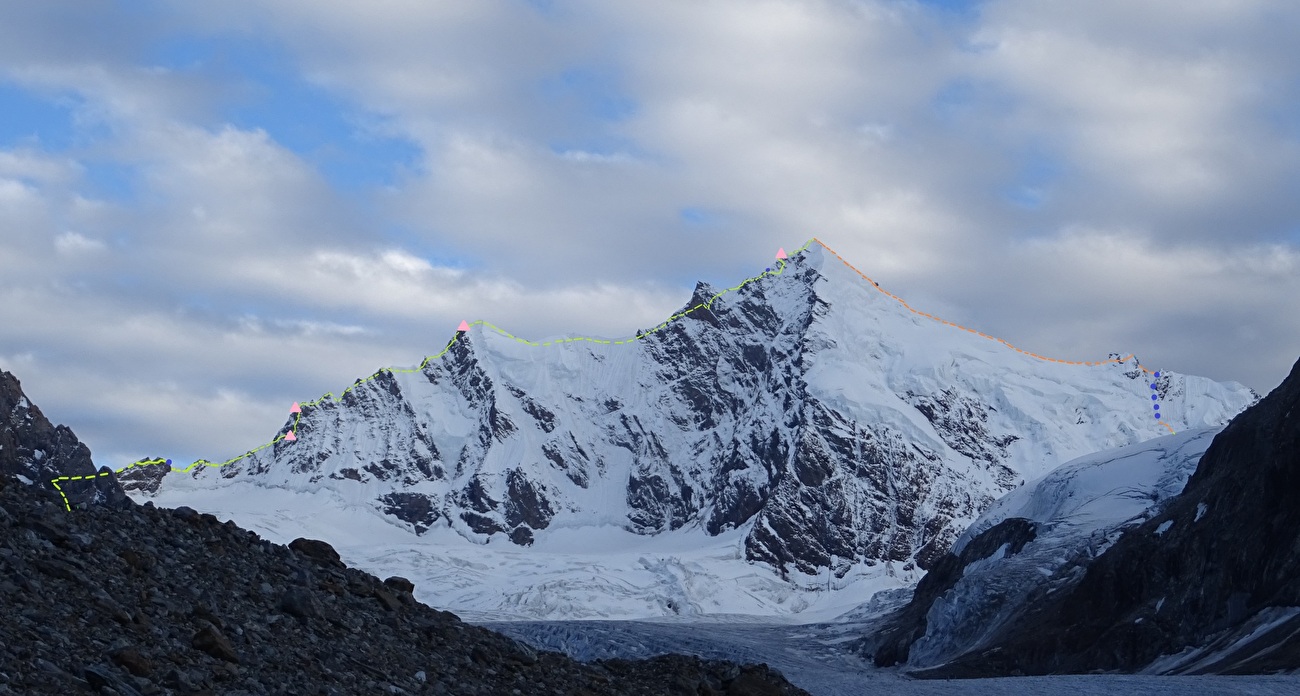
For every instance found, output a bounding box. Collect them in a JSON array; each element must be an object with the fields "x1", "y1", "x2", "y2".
[
  {"x1": 905, "y1": 428, "x2": 1220, "y2": 669},
  {"x1": 132, "y1": 244, "x2": 1257, "y2": 579}
]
